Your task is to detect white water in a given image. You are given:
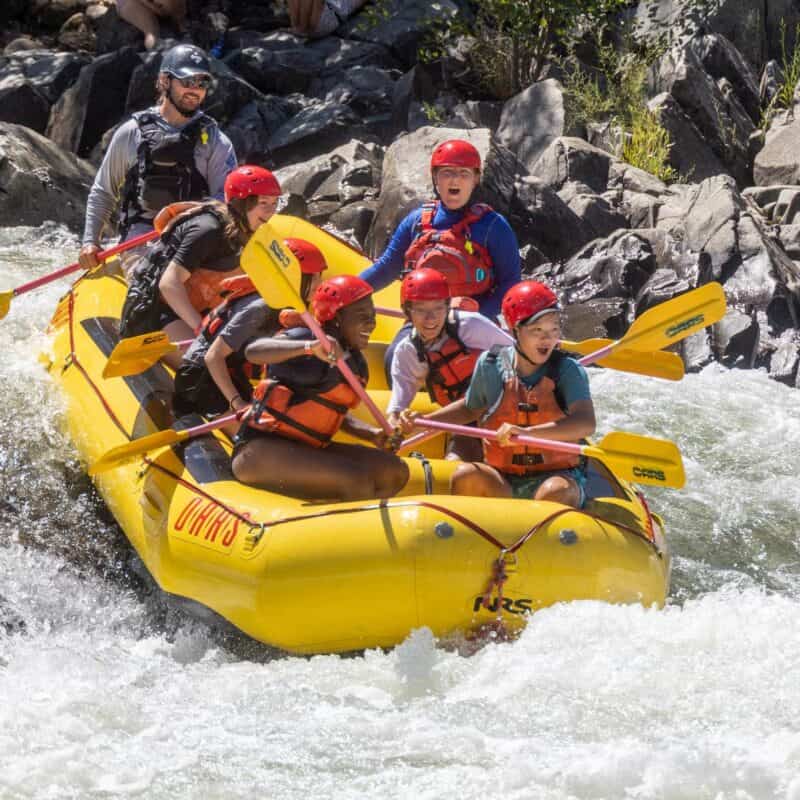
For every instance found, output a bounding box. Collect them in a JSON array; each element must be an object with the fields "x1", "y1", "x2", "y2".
[{"x1": 2, "y1": 226, "x2": 800, "y2": 799}]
